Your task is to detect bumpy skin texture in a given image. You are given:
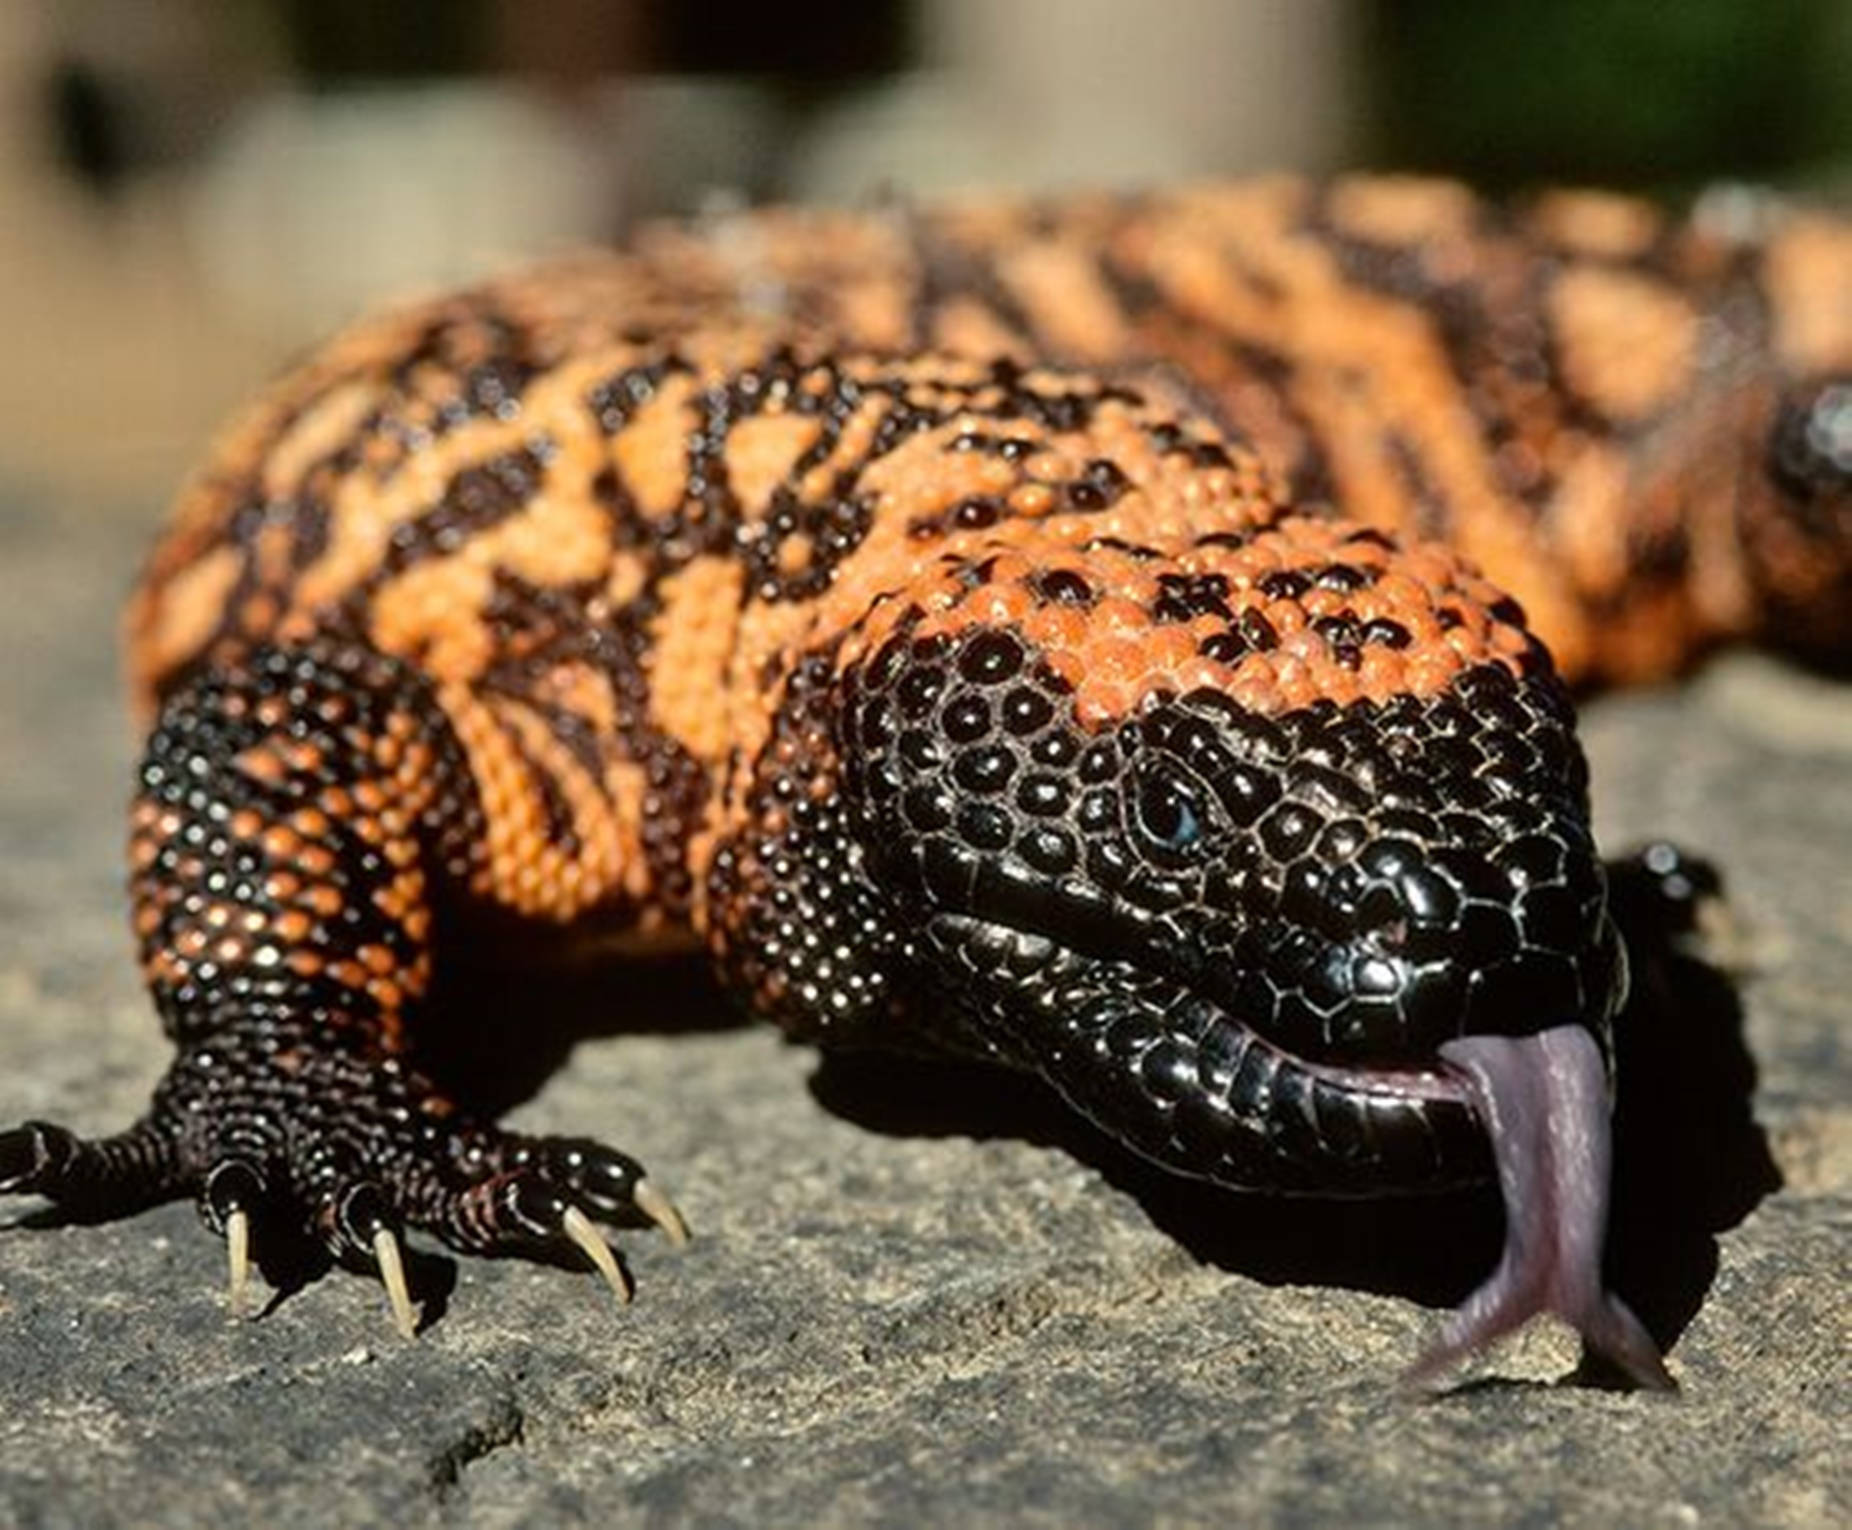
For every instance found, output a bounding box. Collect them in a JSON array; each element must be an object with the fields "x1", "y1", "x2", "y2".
[{"x1": 5, "y1": 175, "x2": 1850, "y2": 1382}]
